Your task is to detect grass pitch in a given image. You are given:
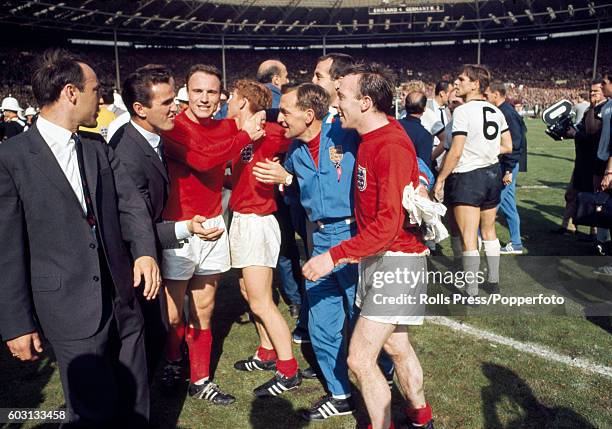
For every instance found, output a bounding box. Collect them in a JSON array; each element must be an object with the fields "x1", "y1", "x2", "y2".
[{"x1": 1, "y1": 119, "x2": 611, "y2": 429}]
